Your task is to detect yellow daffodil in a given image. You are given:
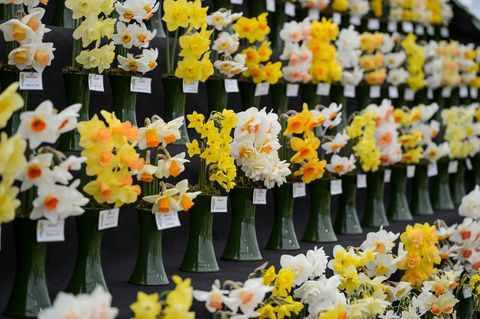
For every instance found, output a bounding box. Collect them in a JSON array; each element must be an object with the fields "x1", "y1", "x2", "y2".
[
  {"x1": 0, "y1": 82, "x2": 24, "y2": 129},
  {"x1": 294, "y1": 158, "x2": 326, "y2": 184},
  {"x1": 162, "y1": 0, "x2": 190, "y2": 32},
  {"x1": 130, "y1": 292, "x2": 161, "y2": 319}
]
